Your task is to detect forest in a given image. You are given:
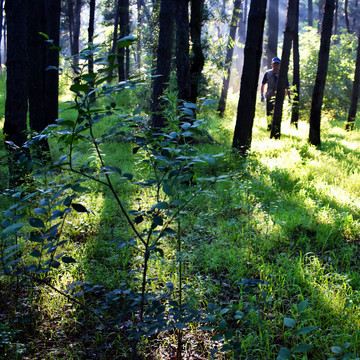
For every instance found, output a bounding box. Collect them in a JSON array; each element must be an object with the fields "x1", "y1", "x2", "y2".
[{"x1": 1, "y1": 0, "x2": 360, "y2": 359}]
